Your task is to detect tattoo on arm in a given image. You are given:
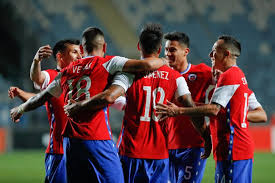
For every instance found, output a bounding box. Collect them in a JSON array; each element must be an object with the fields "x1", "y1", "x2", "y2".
[{"x1": 24, "y1": 90, "x2": 53, "y2": 112}]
